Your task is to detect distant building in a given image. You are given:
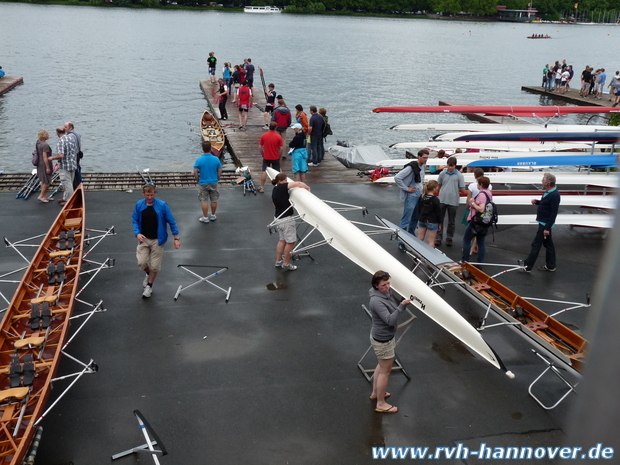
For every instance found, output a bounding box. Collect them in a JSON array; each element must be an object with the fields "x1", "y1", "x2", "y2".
[{"x1": 496, "y1": 6, "x2": 539, "y2": 22}]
